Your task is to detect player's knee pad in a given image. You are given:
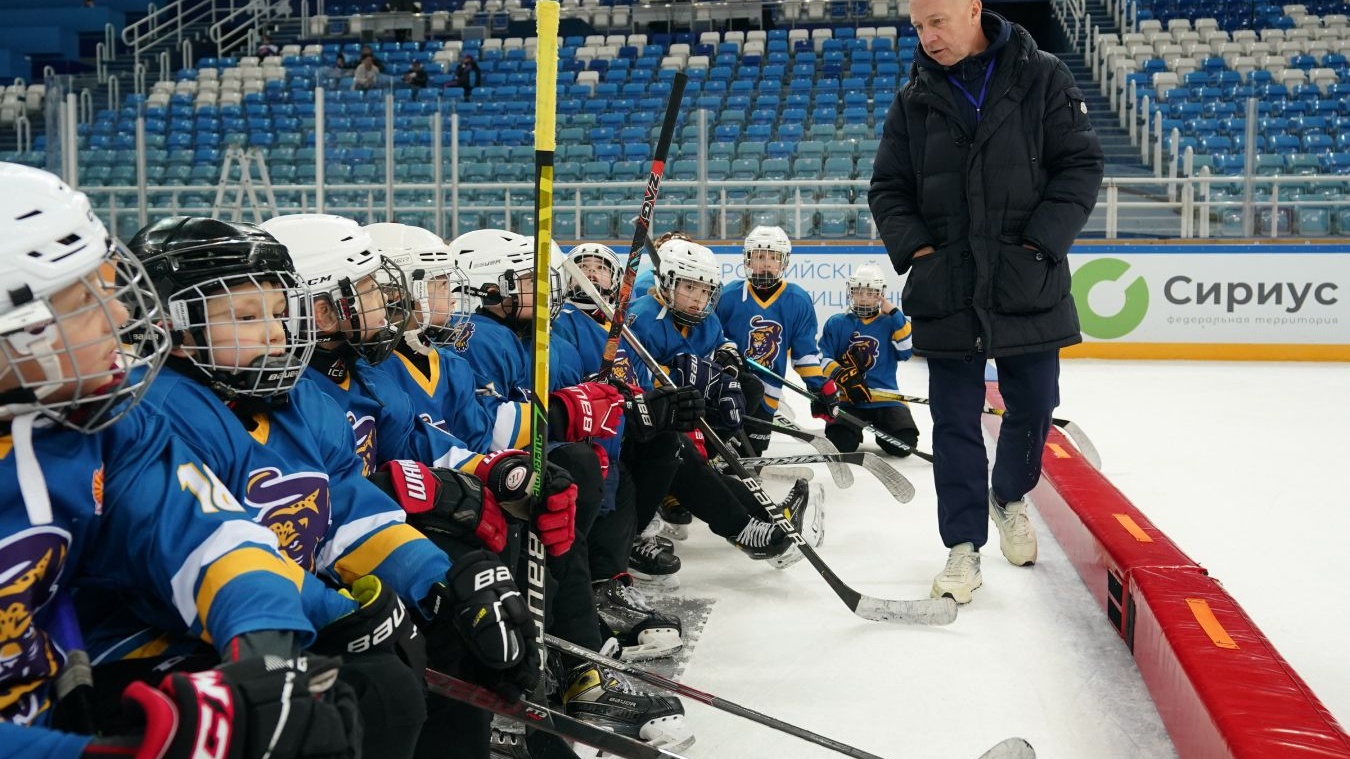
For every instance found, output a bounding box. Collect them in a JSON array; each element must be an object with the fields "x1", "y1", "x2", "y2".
[{"x1": 824, "y1": 421, "x2": 862, "y2": 453}]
